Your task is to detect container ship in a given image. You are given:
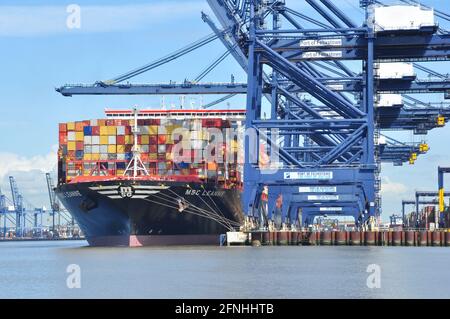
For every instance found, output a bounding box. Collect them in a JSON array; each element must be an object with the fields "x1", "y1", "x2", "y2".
[{"x1": 55, "y1": 109, "x2": 247, "y2": 247}]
